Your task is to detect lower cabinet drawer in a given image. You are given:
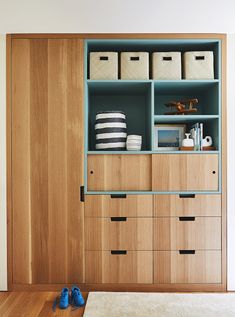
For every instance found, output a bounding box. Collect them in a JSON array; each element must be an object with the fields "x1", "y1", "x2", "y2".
[
  {"x1": 154, "y1": 217, "x2": 221, "y2": 250},
  {"x1": 87, "y1": 154, "x2": 152, "y2": 191},
  {"x1": 154, "y1": 251, "x2": 221, "y2": 284},
  {"x1": 85, "y1": 217, "x2": 152, "y2": 250},
  {"x1": 85, "y1": 251, "x2": 153, "y2": 283},
  {"x1": 85, "y1": 194, "x2": 153, "y2": 217},
  {"x1": 154, "y1": 194, "x2": 221, "y2": 217}
]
